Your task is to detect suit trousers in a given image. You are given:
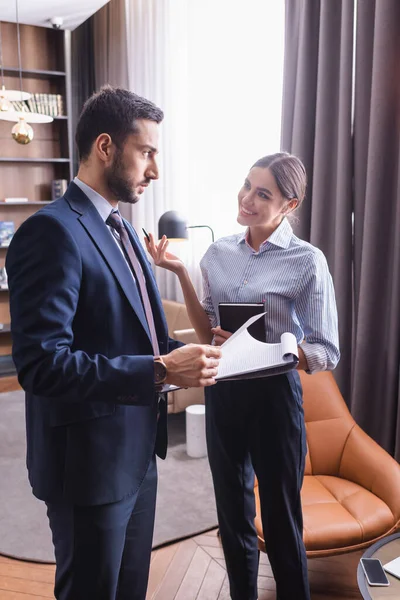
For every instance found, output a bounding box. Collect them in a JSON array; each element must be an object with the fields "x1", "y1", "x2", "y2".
[
  {"x1": 205, "y1": 371, "x2": 310, "y2": 600},
  {"x1": 45, "y1": 455, "x2": 157, "y2": 600}
]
